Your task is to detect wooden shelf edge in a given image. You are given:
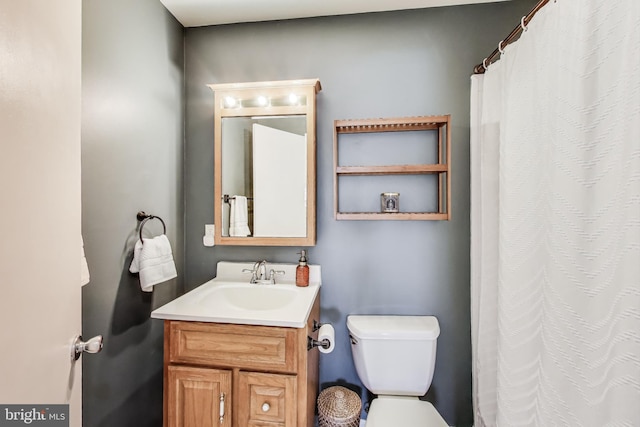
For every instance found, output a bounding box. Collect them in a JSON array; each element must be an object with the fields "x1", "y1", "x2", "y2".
[
  {"x1": 336, "y1": 212, "x2": 449, "y2": 221},
  {"x1": 217, "y1": 236, "x2": 316, "y2": 246},
  {"x1": 208, "y1": 78, "x2": 321, "y2": 92},
  {"x1": 334, "y1": 115, "x2": 450, "y2": 134},
  {"x1": 336, "y1": 165, "x2": 448, "y2": 175}
]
